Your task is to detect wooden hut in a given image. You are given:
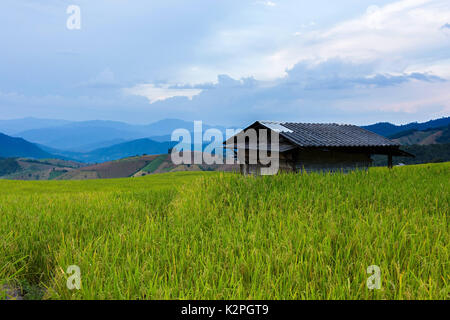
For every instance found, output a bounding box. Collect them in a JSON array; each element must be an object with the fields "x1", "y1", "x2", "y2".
[{"x1": 224, "y1": 121, "x2": 414, "y2": 175}]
